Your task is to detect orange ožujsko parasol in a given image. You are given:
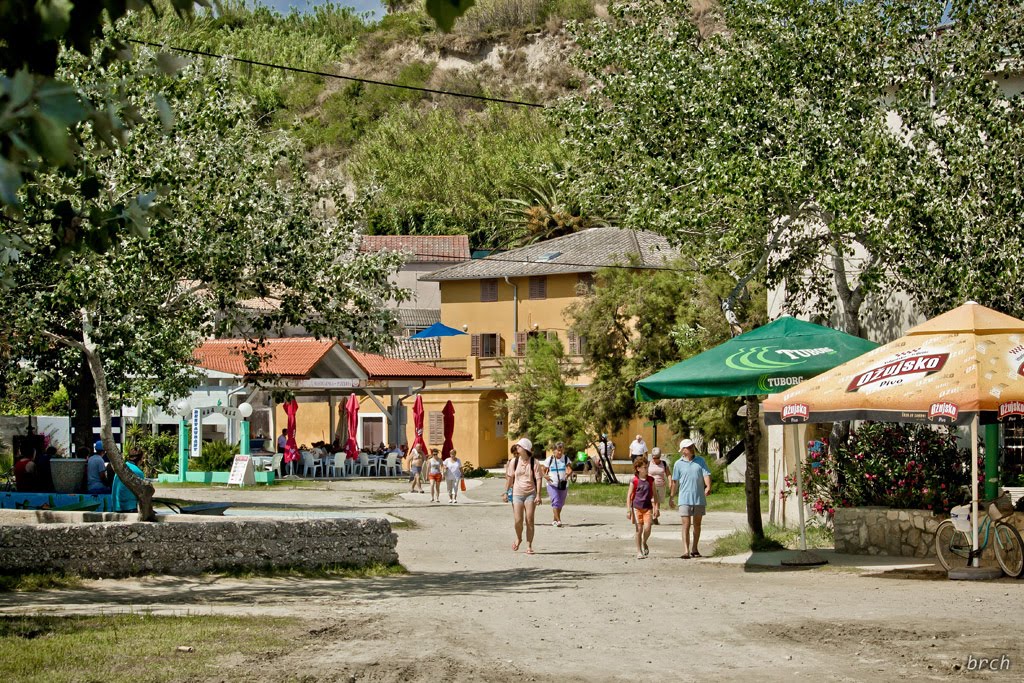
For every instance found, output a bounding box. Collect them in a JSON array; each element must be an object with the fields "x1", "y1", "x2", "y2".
[{"x1": 764, "y1": 302, "x2": 1024, "y2": 568}]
